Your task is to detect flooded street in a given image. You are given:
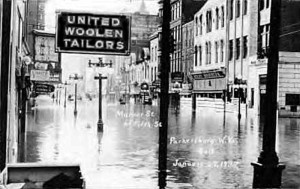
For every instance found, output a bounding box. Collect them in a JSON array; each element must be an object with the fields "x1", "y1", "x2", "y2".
[{"x1": 20, "y1": 95, "x2": 300, "y2": 188}]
